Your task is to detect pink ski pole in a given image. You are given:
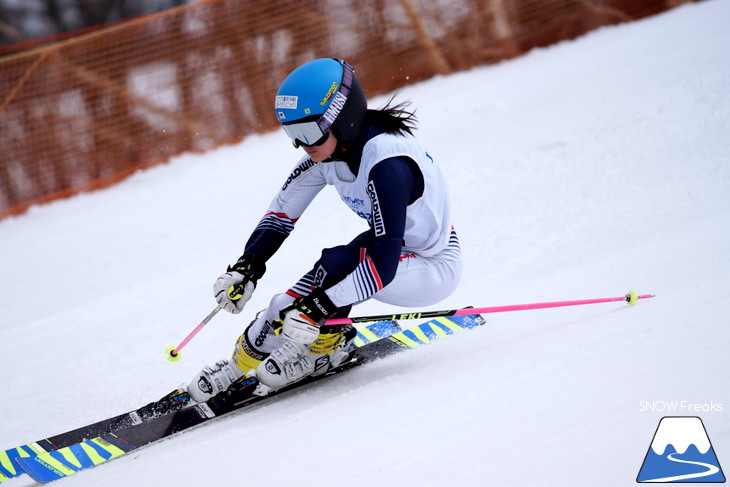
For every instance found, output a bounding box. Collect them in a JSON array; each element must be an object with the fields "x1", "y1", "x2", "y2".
[
  {"x1": 166, "y1": 306, "x2": 222, "y2": 362},
  {"x1": 325, "y1": 290, "x2": 654, "y2": 326},
  {"x1": 166, "y1": 281, "x2": 252, "y2": 362},
  {"x1": 166, "y1": 290, "x2": 653, "y2": 361}
]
